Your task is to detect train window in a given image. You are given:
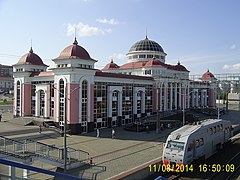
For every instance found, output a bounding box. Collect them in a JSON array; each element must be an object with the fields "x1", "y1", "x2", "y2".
[
  {"x1": 214, "y1": 127, "x2": 216, "y2": 133},
  {"x1": 210, "y1": 128, "x2": 213, "y2": 135},
  {"x1": 167, "y1": 140, "x2": 184, "y2": 151},
  {"x1": 199, "y1": 138, "x2": 204, "y2": 146},
  {"x1": 220, "y1": 124, "x2": 223, "y2": 130},
  {"x1": 195, "y1": 140, "x2": 199, "y2": 148},
  {"x1": 217, "y1": 125, "x2": 220, "y2": 132},
  {"x1": 187, "y1": 143, "x2": 192, "y2": 151}
]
